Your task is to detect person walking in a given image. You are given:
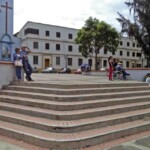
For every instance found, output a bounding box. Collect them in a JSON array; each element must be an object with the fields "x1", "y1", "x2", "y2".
[
  {"x1": 20, "y1": 44, "x2": 33, "y2": 81},
  {"x1": 13, "y1": 48, "x2": 23, "y2": 82},
  {"x1": 108, "y1": 56, "x2": 113, "y2": 80}
]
